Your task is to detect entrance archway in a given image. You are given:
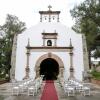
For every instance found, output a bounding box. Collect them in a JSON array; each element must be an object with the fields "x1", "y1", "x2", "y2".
[
  {"x1": 40, "y1": 58, "x2": 59, "y2": 80},
  {"x1": 35, "y1": 53, "x2": 64, "y2": 79}
]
